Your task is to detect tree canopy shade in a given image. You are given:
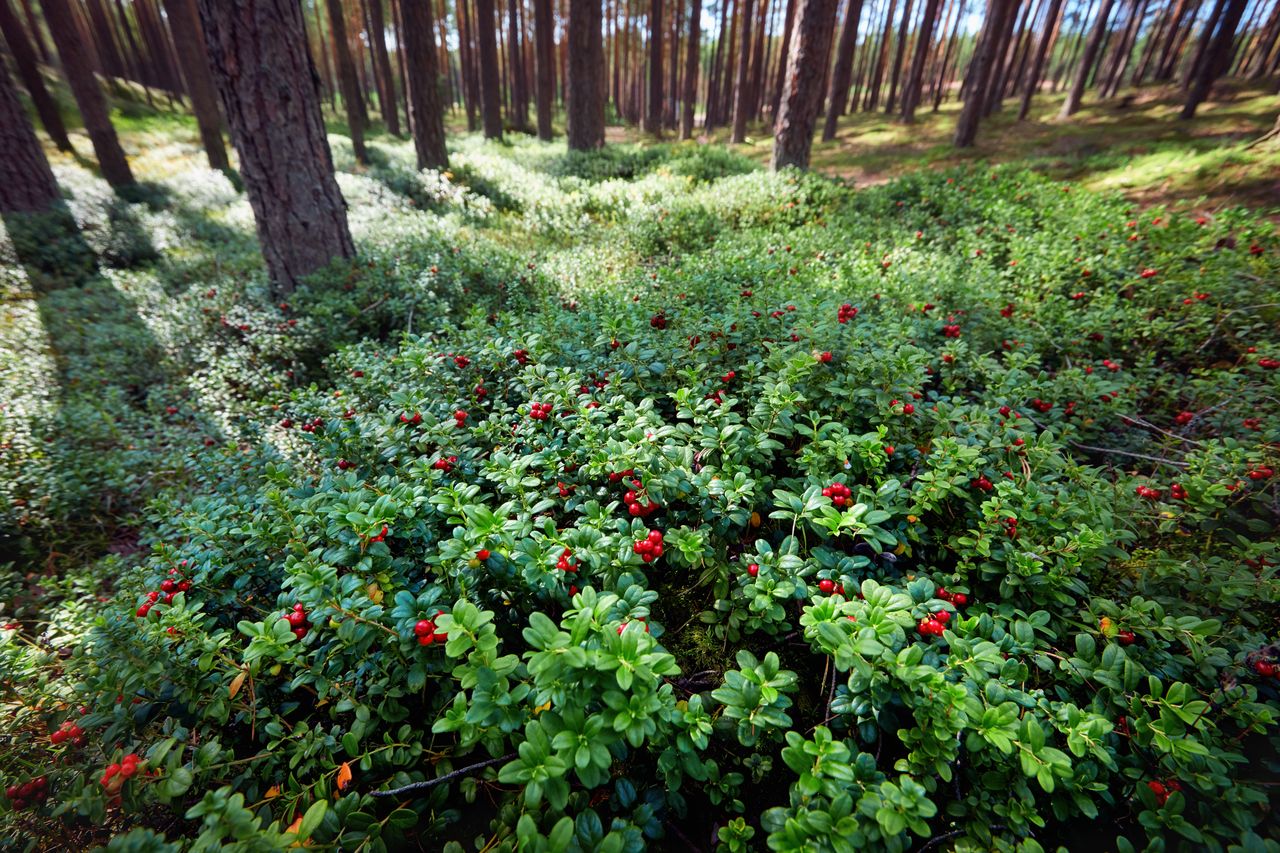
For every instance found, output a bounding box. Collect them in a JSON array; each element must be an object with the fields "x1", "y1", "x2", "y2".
[{"x1": 194, "y1": 0, "x2": 354, "y2": 297}]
